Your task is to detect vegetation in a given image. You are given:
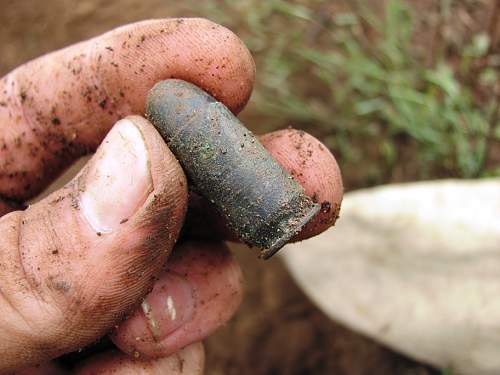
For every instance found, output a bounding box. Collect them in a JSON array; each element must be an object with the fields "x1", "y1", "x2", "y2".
[{"x1": 190, "y1": 0, "x2": 499, "y2": 187}]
